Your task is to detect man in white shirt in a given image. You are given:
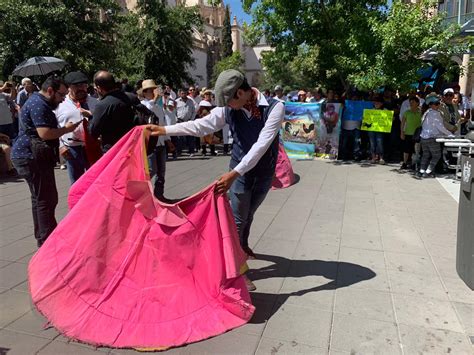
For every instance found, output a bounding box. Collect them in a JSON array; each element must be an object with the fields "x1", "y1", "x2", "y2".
[
  {"x1": 56, "y1": 72, "x2": 97, "y2": 184},
  {"x1": 175, "y1": 88, "x2": 196, "y2": 156},
  {"x1": 273, "y1": 85, "x2": 285, "y2": 102},
  {"x1": 139, "y1": 80, "x2": 169, "y2": 200},
  {"x1": 147, "y1": 70, "x2": 285, "y2": 290}
]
